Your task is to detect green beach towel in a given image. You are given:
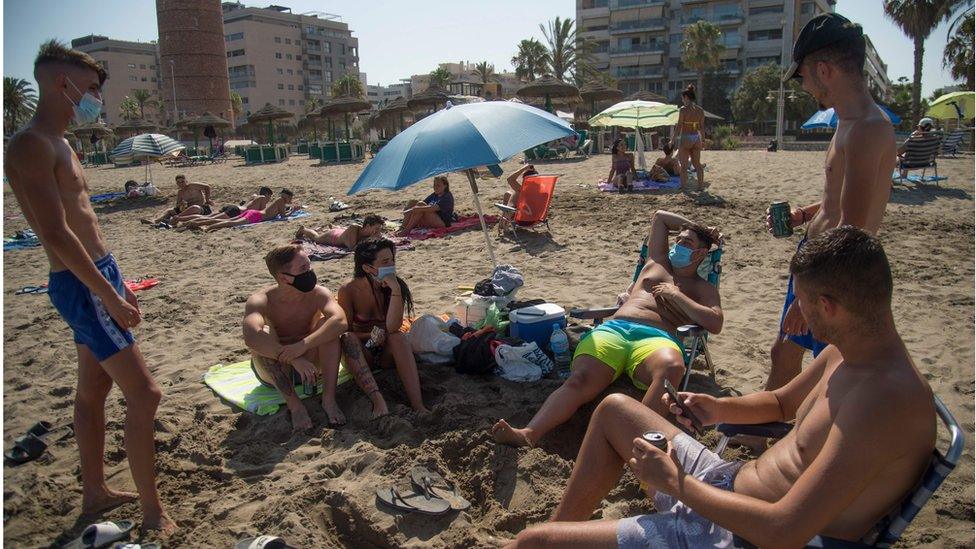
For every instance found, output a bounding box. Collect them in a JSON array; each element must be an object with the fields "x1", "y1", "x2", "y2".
[{"x1": 203, "y1": 360, "x2": 353, "y2": 415}]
